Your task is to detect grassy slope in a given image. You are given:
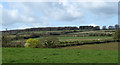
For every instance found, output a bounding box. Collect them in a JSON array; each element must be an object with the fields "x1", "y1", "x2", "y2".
[
  {"x1": 2, "y1": 48, "x2": 118, "y2": 63},
  {"x1": 58, "y1": 36, "x2": 112, "y2": 39},
  {"x1": 34, "y1": 36, "x2": 112, "y2": 41},
  {"x1": 61, "y1": 42, "x2": 118, "y2": 50},
  {"x1": 11, "y1": 36, "x2": 112, "y2": 42}
]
